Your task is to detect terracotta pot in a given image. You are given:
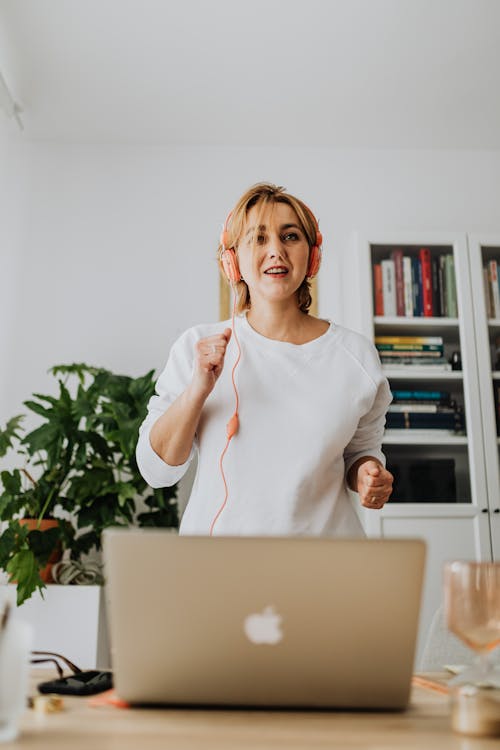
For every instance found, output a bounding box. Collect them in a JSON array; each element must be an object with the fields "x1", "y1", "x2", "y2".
[{"x1": 18, "y1": 518, "x2": 63, "y2": 583}]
